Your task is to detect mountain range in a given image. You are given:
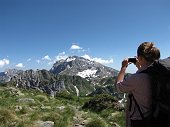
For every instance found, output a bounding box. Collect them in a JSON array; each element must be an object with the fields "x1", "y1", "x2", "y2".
[{"x1": 0, "y1": 56, "x2": 119, "y2": 96}]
